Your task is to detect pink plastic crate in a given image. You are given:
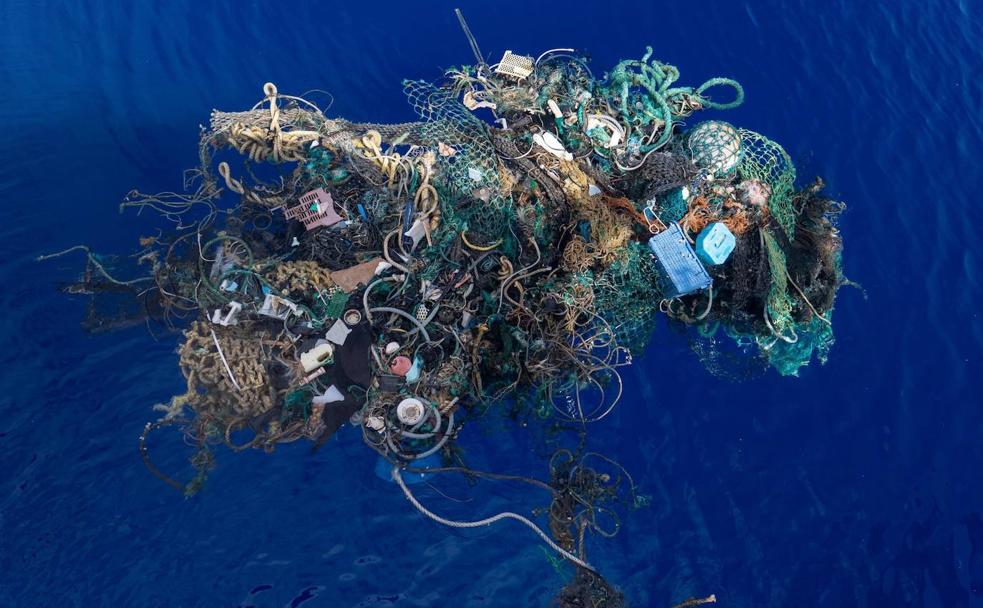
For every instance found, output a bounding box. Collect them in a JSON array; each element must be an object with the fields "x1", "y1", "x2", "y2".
[{"x1": 284, "y1": 188, "x2": 342, "y2": 230}]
